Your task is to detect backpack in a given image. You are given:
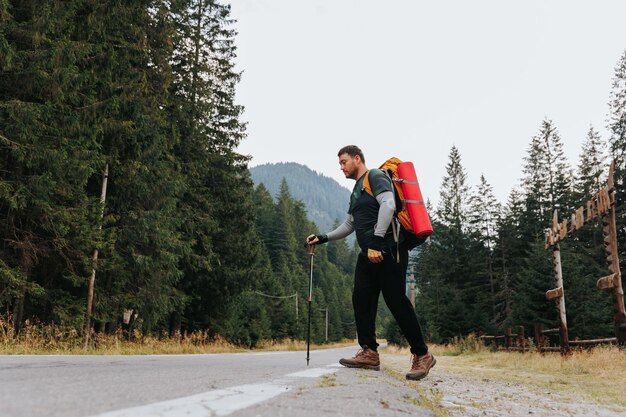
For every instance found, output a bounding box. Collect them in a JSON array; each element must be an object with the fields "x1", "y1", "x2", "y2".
[{"x1": 362, "y1": 157, "x2": 432, "y2": 250}]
